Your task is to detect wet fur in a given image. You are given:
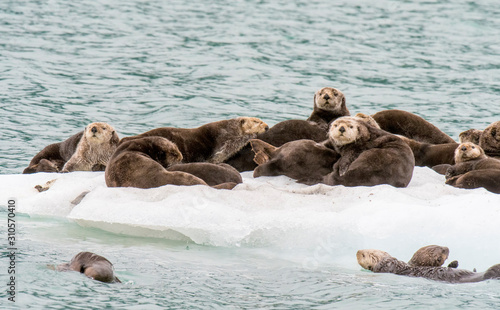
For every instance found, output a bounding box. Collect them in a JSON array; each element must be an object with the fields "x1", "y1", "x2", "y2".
[{"x1": 56, "y1": 252, "x2": 120, "y2": 283}]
